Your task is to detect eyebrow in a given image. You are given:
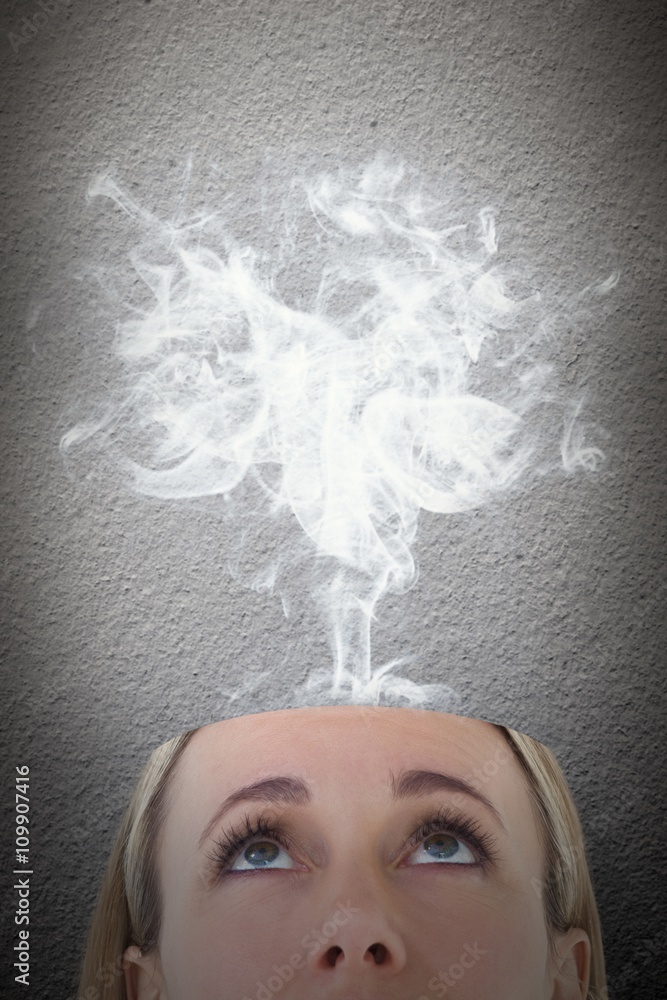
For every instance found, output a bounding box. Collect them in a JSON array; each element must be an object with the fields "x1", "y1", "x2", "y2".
[
  {"x1": 198, "y1": 776, "x2": 310, "y2": 848},
  {"x1": 198, "y1": 767, "x2": 505, "y2": 848},
  {"x1": 390, "y1": 769, "x2": 506, "y2": 832}
]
